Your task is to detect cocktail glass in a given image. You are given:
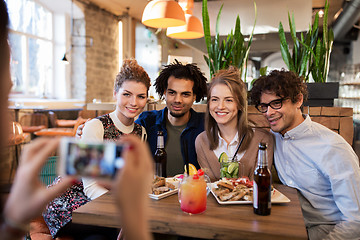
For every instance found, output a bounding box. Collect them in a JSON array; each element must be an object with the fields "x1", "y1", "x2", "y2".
[
  {"x1": 178, "y1": 173, "x2": 210, "y2": 214},
  {"x1": 220, "y1": 157, "x2": 244, "y2": 178}
]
